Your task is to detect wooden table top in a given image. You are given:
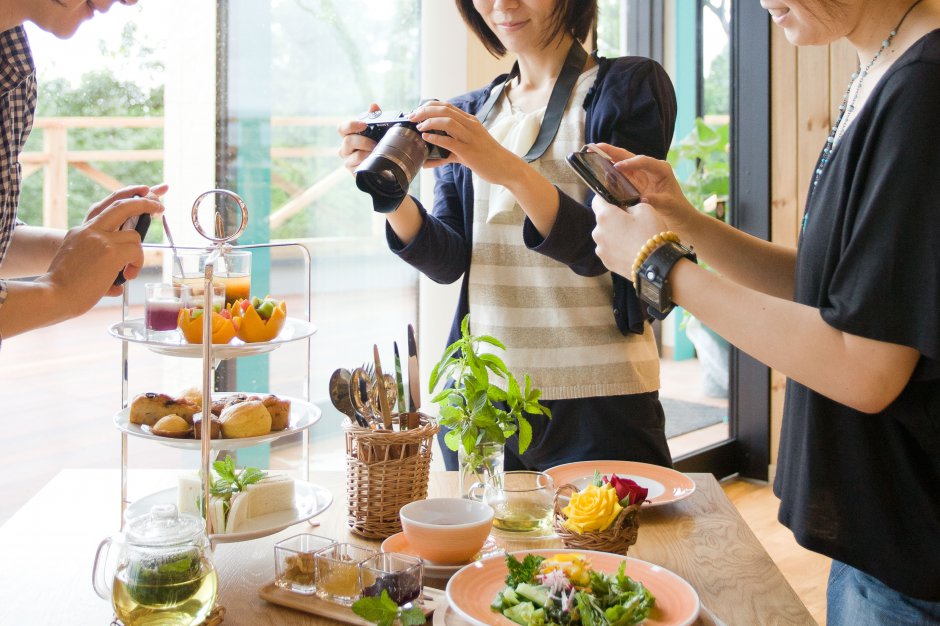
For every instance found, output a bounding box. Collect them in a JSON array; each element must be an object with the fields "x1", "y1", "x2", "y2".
[{"x1": 0, "y1": 469, "x2": 813, "y2": 626}]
